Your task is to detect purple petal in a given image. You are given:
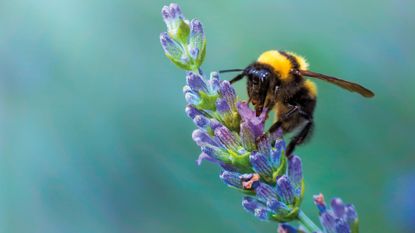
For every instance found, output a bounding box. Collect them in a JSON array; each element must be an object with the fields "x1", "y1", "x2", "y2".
[
  {"x1": 208, "y1": 72, "x2": 220, "y2": 93},
  {"x1": 257, "y1": 135, "x2": 271, "y2": 156},
  {"x1": 249, "y1": 151, "x2": 273, "y2": 178},
  {"x1": 214, "y1": 126, "x2": 239, "y2": 150},
  {"x1": 192, "y1": 129, "x2": 219, "y2": 147},
  {"x1": 183, "y1": 85, "x2": 193, "y2": 95},
  {"x1": 193, "y1": 115, "x2": 210, "y2": 129},
  {"x1": 274, "y1": 138, "x2": 286, "y2": 153},
  {"x1": 344, "y1": 204, "x2": 358, "y2": 225},
  {"x1": 236, "y1": 102, "x2": 265, "y2": 137},
  {"x1": 161, "y1": 6, "x2": 171, "y2": 22},
  {"x1": 278, "y1": 224, "x2": 299, "y2": 233},
  {"x1": 216, "y1": 98, "x2": 231, "y2": 114},
  {"x1": 335, "y1": 219, "x2": 351, "y2": 233},
  {"x1": 185, "y1": 92, "x2": 200, "y2": 105},
  {"x1": 320, "y1": 212, "x2": 336, "y2": 233},
  {"x1": 188, "y1": 47, "x2": 199, "y2": 59},
  {"x1": 242, "y1": 196, "x2": 265, "y2": 213},
  {"x1": 186, "y1": 72, "x2": 208, "y2": 92},
  {"x1": 242, "y1": 120, "x2": 262, "y2": 140},
  {"x1": 331, "y1": 198, "x2": 346, "y2": 219},
  {"x1": 267, "y1": 200, "x2": 291, "y2": 215},
  {"x1": 220, "y1": 170, "x2": 243, "y2": 189},
  {"x1": 209, "y1": 119, "x2": 223, "y2": 131},
  {"x1": 201, "y1": 146, "x2": 224, "y2": 161},
  {"x1": 220, "y1": 163, "x2": 237, "y2": 172},
  {"x1": 237, "y1": 101, "x2": 267, "y2": 124},
  {"x1": 168, "y1": 3, "x2": 183, "y2": 19},
  {"x1": 270, "y1": 138, "x2": 286, "y2": 167},
  {"x1": 189, "y1": 19, "x2": 204, "y2": 52},
  {"x1": 254, "y1": 208, "x2": 271, "y2": 221},
  {"x1": 219, "y1": 81, "x2": 237, "y2": 109},
  {"x1": 255, "y1": 182, "x2": 278, "y2": 202},
  {"x1": 237, "y1": 101, "x2": 254, "y2": 119},
  {"x1": 276, "y1": 175, "x2": 295, "y2": 204},
  {"x1": 242, "y1": 196, "x2": 271, "y2": 221},
  {"x1": 270, "y1": 128, "x2": 284, "y2": 141},
  {"x1": 240, "y1": 122, "x2": 256, "y2": 151},
  {"x1": 190, "y1": 19, "x2": 203, "y2": 34},
  {"x1": 288, "y1": 155, "x2": 302, "y2": 189},
  {"x1": 196, "y1": 152, "x2": 217, "y2": 166},
  {"x1": 185, "y1": 104, "x2": 203, "y2": 119},
  {"x1": 160, "y1": 32, "x2": 183, "y2": 58},
  {"x1": 269, "y1": 147, "x2": 282, "y2": 169}
]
